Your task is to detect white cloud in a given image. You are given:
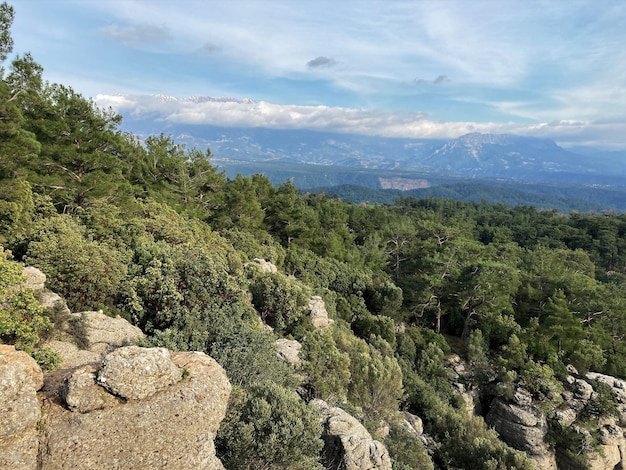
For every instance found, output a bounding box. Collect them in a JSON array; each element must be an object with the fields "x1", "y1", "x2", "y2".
[
  {"x1": 96, "y1": 94, "x2": 625, "y2": 149},
  {"x1": 98, "y1": 23, "x2": 171, "y2": 48}
]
